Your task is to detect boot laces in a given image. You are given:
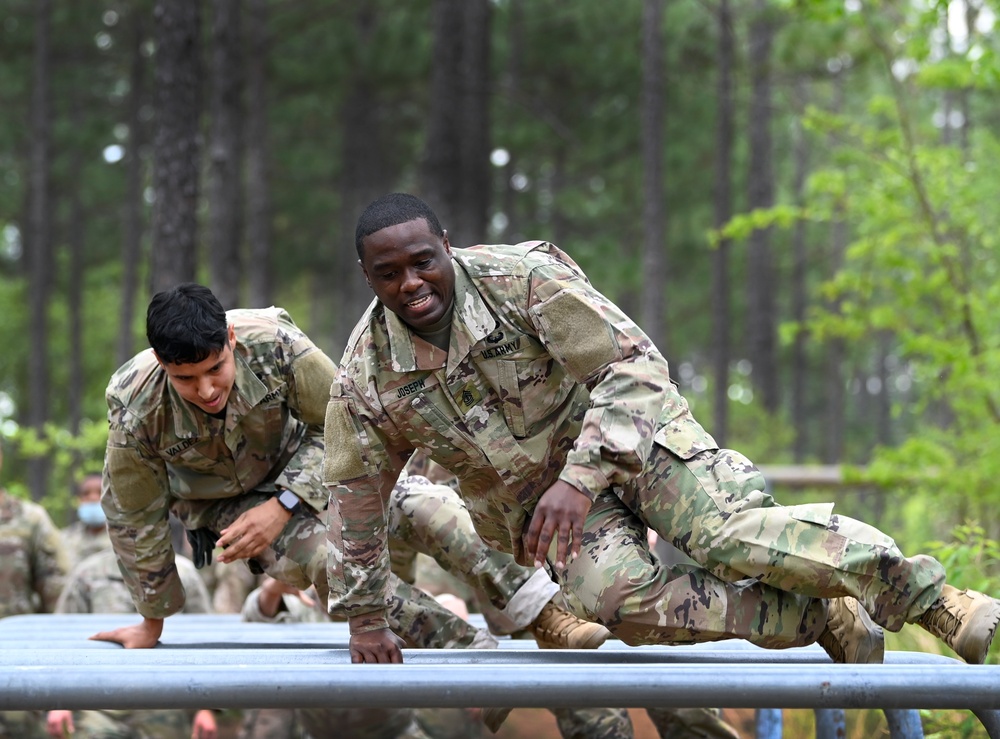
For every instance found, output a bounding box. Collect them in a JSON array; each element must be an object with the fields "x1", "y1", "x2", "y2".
[
  {"x1": 534, "y1": 603, "x2": 580, "y2": 639},
  {"x1": 921, "y1": 595, "x2": 966, "y2": 645}
]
